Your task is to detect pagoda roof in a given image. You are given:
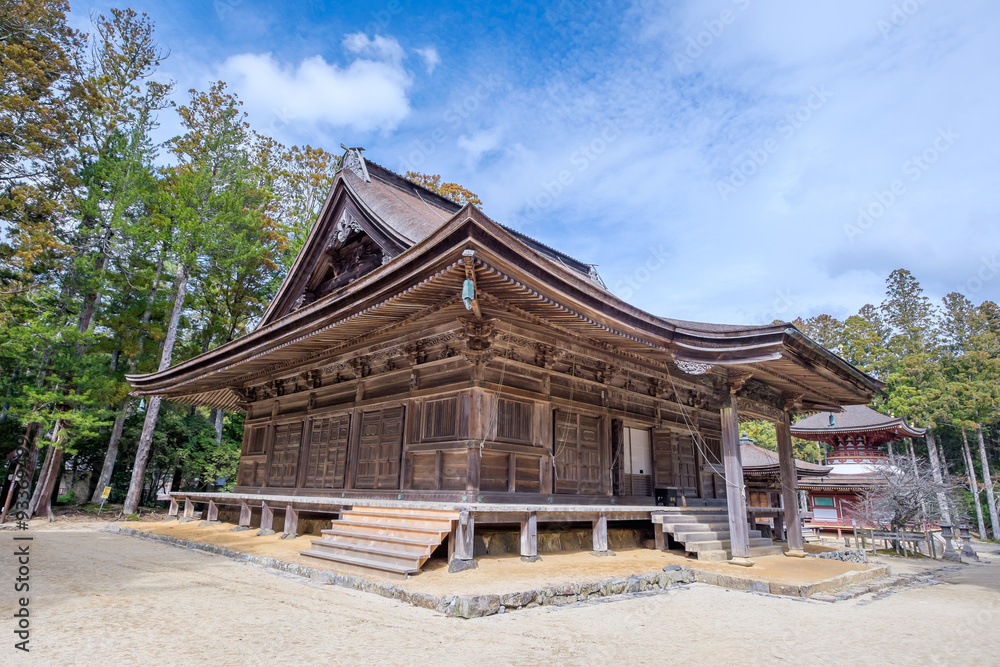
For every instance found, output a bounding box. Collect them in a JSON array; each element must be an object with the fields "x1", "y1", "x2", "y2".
[
  {"x1": 791, "y1": 404, "x2": 925, "y2": 443},
  {"x1": 127, "y1": 152, "x2": 884, "y2": 411},
  {"x1": 738, "y1": 441, "x2": 832, "y2": 477}
]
